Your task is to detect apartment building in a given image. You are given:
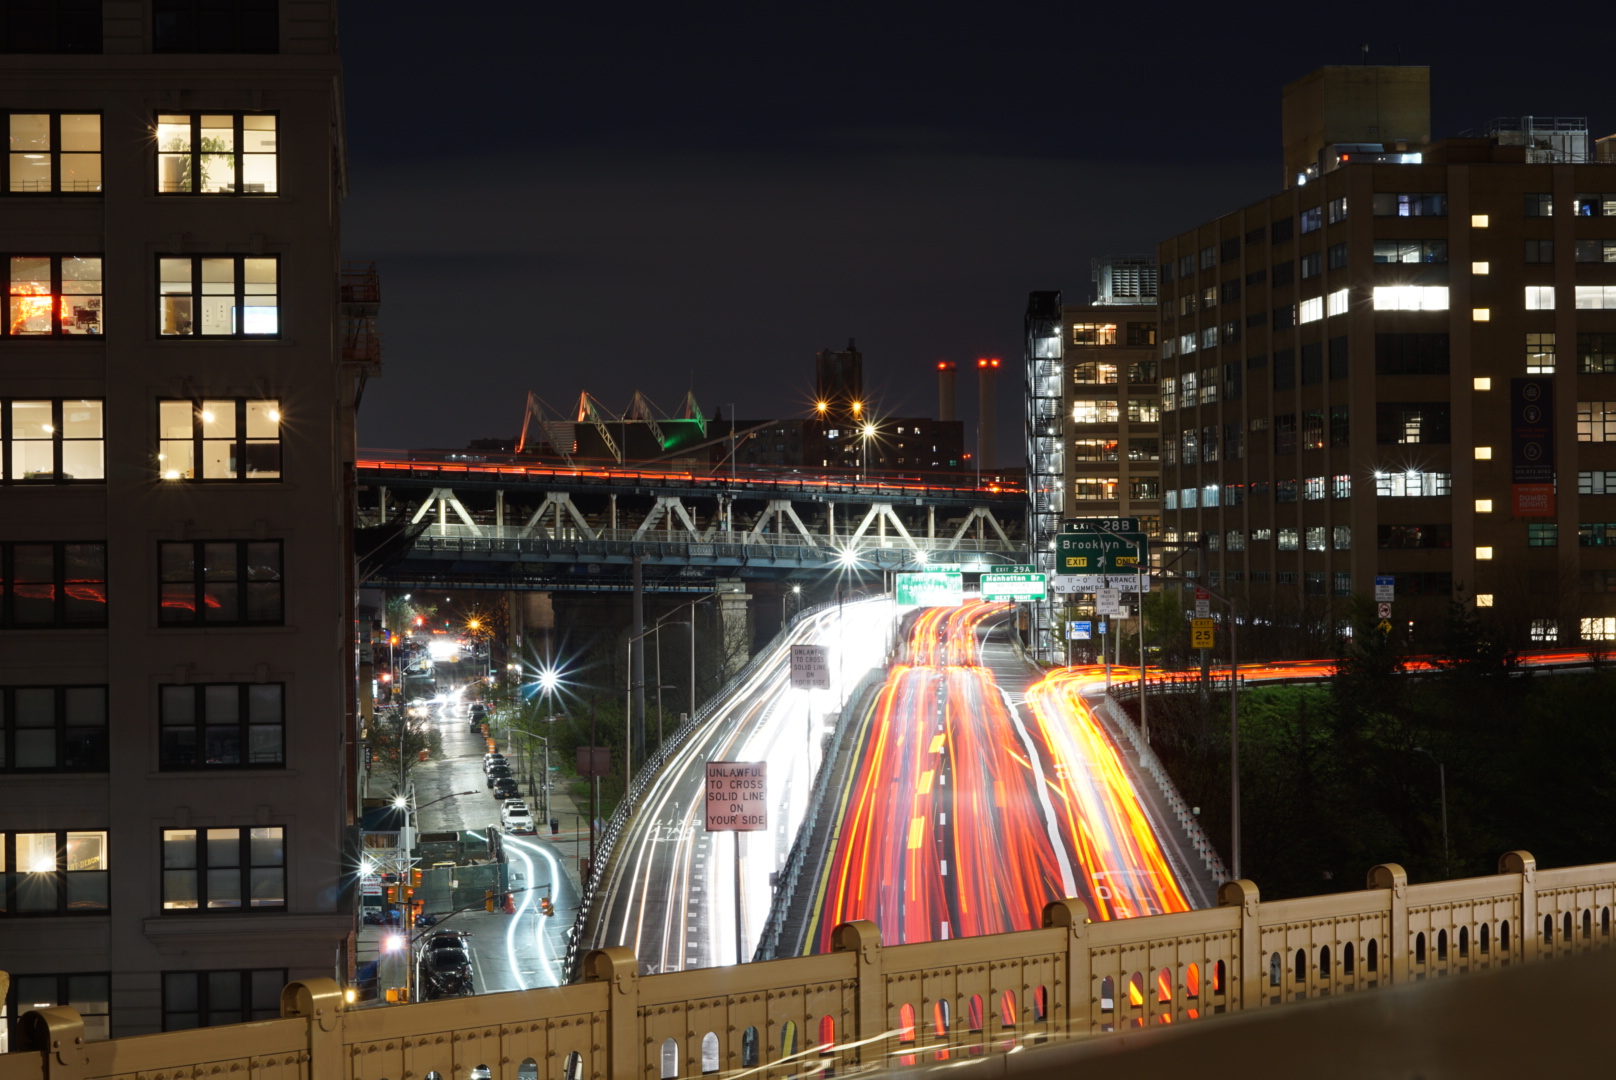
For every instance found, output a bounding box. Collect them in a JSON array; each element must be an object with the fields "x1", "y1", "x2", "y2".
[
  {"x1": 0, "y1": 0, "x2": 361, "y2": 1041},
  {"x1": 1156, "y1": 65, "x2": 1616, "y2": 646}
]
